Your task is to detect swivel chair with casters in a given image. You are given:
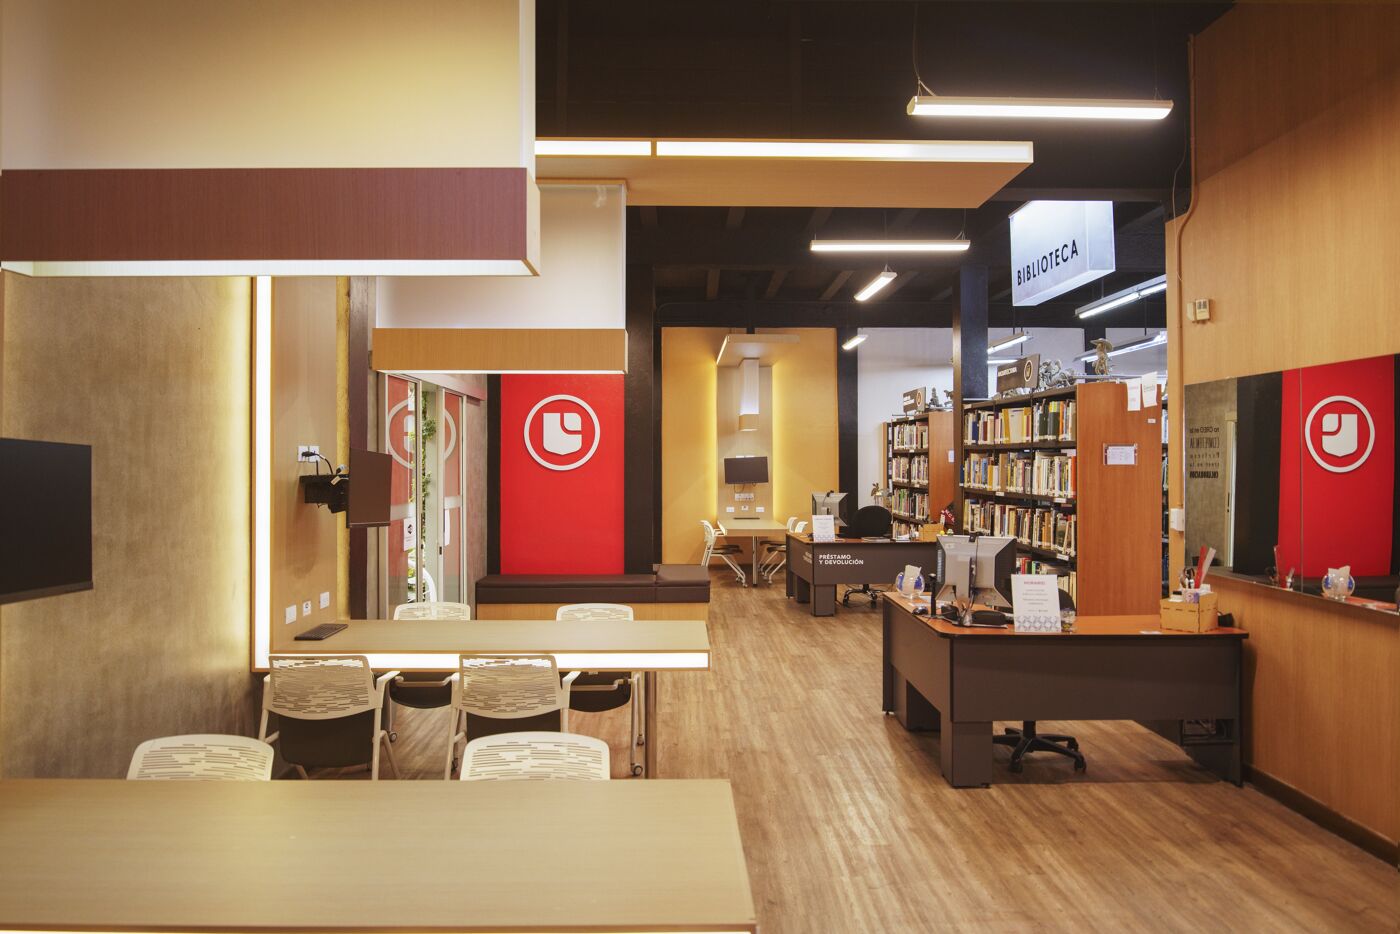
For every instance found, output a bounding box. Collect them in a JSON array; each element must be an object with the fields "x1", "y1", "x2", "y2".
[
  {"x1": 993, "y1": 589, "x2": 1086, "y2": 773},
  {"x1": 841, "y1": 505, "x2": 893, "y2": 608}
]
